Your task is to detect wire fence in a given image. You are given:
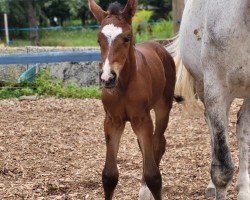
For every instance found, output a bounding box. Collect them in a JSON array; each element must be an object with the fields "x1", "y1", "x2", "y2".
[
  {"x1": 0, "y1": 21, "x2": 164, "y2": 32},
  {"x1": 0, "y1": 24, "x2": 100, "y2": 32}
]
